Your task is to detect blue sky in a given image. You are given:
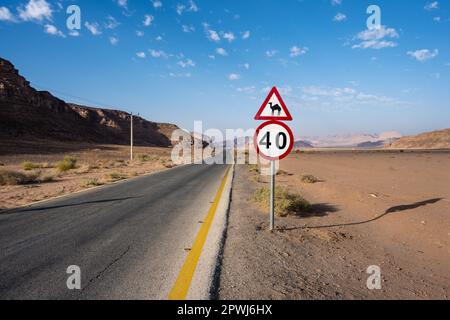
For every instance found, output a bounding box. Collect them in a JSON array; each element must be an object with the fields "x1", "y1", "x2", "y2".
[{"x1": 0, "y1": 0, "x2": 449, "y2": 137}]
